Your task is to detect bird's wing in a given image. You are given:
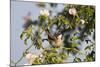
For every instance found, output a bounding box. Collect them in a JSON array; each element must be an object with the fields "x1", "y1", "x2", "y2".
[
  {"x1": 45, "y1": 28, "x2": 56, "y2": 40},
  {"x1": 48, "y1": 34, "x2": 56, "y2": 41}
]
